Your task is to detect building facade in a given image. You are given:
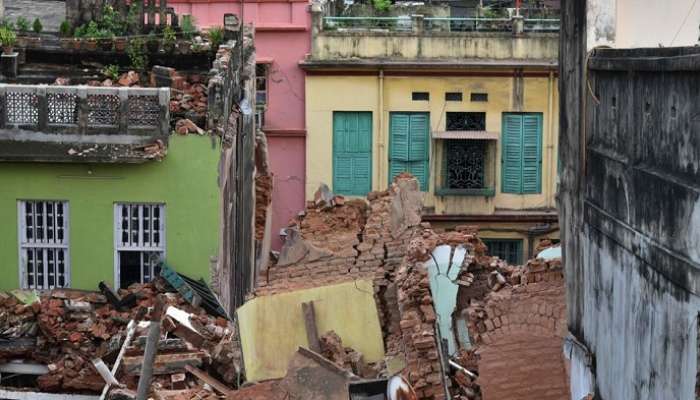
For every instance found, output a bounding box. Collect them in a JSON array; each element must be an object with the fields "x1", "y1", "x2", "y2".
[
  {"x1": 303, "y1": 7, "x2": 560, "y2": 264},
  {"x1": 0, "y1": 135, "x2": 220, "y2": 291},
  {"x1": 560, "y1": 1, "x2": 700, "y2": 399},
  {"x1": 171, "y1": 0, "x2": 310, "y2": 250}
]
